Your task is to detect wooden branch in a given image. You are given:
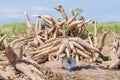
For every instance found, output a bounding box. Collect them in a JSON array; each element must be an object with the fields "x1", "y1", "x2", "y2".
[
  {"x1": 35, "y1": 19, "x2": 40, "y2": 34},
  {"x1": 65, "y1": 21, "x2": 83, "y2": 34},
  {"x1": 93, "y1": 52, "x2": 99, "y2": 61},
  {"x1": 70, "y1": 41, "x2": 84, "y2": 50},
  {"x1": 66, "y1": 12, "x2": 78, "y2": 24},
  {"x1": 109, "y1": 59, "x2": 120, "y2": 69},
  {"x1": 56, "y1": 44, "x2": 66, "y2": 56},
  {"x1": 15, "y1": 62, "x2": 45, "y2": 80},
  {"x1": 4, "y1": 39, "x2": 17, "y2": 64},
  {"x1": 34, "y1": 15, "x2": 55, "y2": 26},
  {"x1": 0, "y1": 69, "x2": 10, "y2": 80},
  {"x1": 65, "y1": 48, "x2": 71, "y2": 58},
  {"x1": 36, "y1": 35, "x2": 44, "y2": 45},
  {"x1": 69, "y1": 37, "x2": 98, "y2": 51},
  {"x1": 23, "y1": 57, "x2": 41, "y2": 68},
  {"x1": 69, "y1": 37, "x2": 106, "y2": 60},
  {"x1": 36, "y1": 39, "x2": 61, "y2": 50},
  {"x1": 0, "y1": 54, "x2": 7, "y2": 61},
  {"x1": 79, "y1": 18, "x2": 92, "y2": 37},
  {"x1": 45, "y1": 28, "x2": 48, "y2": 40},
  {"x1": 10, "y1": 36, "x2": 34, "y2": 45},
  {"x1": 94, "y1": 21, "x2": 98, "y2": 47},
  {"x1": 24, "y1": 11, "x2": 35, "y2": 35},
  {"x1": 76, "y1": 48, "x2": 90, "y2": 58},
  {"x1": 24, "y1": 11, "x2": 32, "y2": 28},
  {"x1": 98, "y1": 31, "x2": 108, "y2": 51},
  {"x1": 48, "y1": 26, "x2": 55, "y2": 35},
  {"x1": 70, "y1": 9, "x2": 75, "y2": 17},
  {"x1": 58, "y1": 20, "x2": 66, "y2": 27},
  {"x1": 33, "y1": 45, "x2": 60, "y2": 59},
  {"x1": 0, "y1": 34, "x2": 7, "y2": 44},
  {"x1": 88, "y1": 35, "x2": 94, "y2": 47},
  {"x1": 0, "y1": 61, "x2": 9, "y2": 66},
  {"x1": 14, "y1": 45, "x2": 23, "y2": 61},
  {"x1": 69, "y1": 41, "x2": 77, "y2": 54},
  {"x1": 54, "y1": 4, "x2": 68, "y2": 21}
]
